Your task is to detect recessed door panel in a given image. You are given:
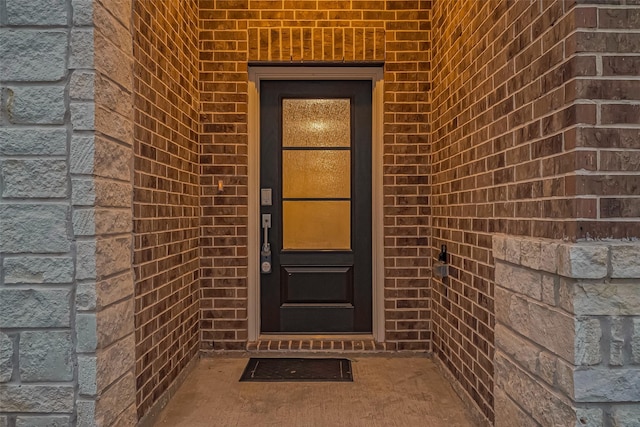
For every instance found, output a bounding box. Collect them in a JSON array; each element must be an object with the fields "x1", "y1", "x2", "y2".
[{"x1": 282, "y1": 266, "x2": 353, "y2": 303}]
